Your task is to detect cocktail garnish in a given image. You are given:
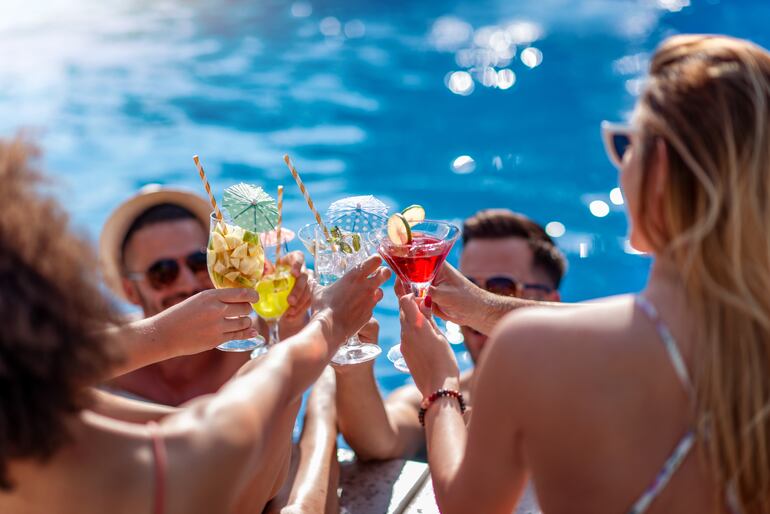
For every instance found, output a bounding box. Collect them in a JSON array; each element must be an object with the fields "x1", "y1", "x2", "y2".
[
  {"x1": 401, "y1": 205, "x2": 425, "y2": 227},
  {"x1": 329, "y1": 226, "x2": 359, "y2": 254},
  {"x1": 387, "y1": 213, "x2": 412, "y2": 245},
  {"x1": 207, "y1": 223, "x2": 265, "y2": 288}
]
